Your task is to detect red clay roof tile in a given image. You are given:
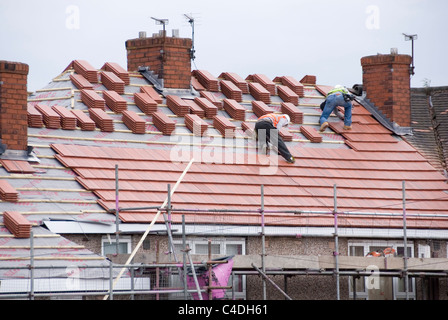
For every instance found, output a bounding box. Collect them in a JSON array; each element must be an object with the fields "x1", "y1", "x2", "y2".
[
  {"x1": 51, "y1": 142, "x2": 448, "y2": 228},
  {"x1": 1, "y1": 160, "x2": 35, "y2": 174}
]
